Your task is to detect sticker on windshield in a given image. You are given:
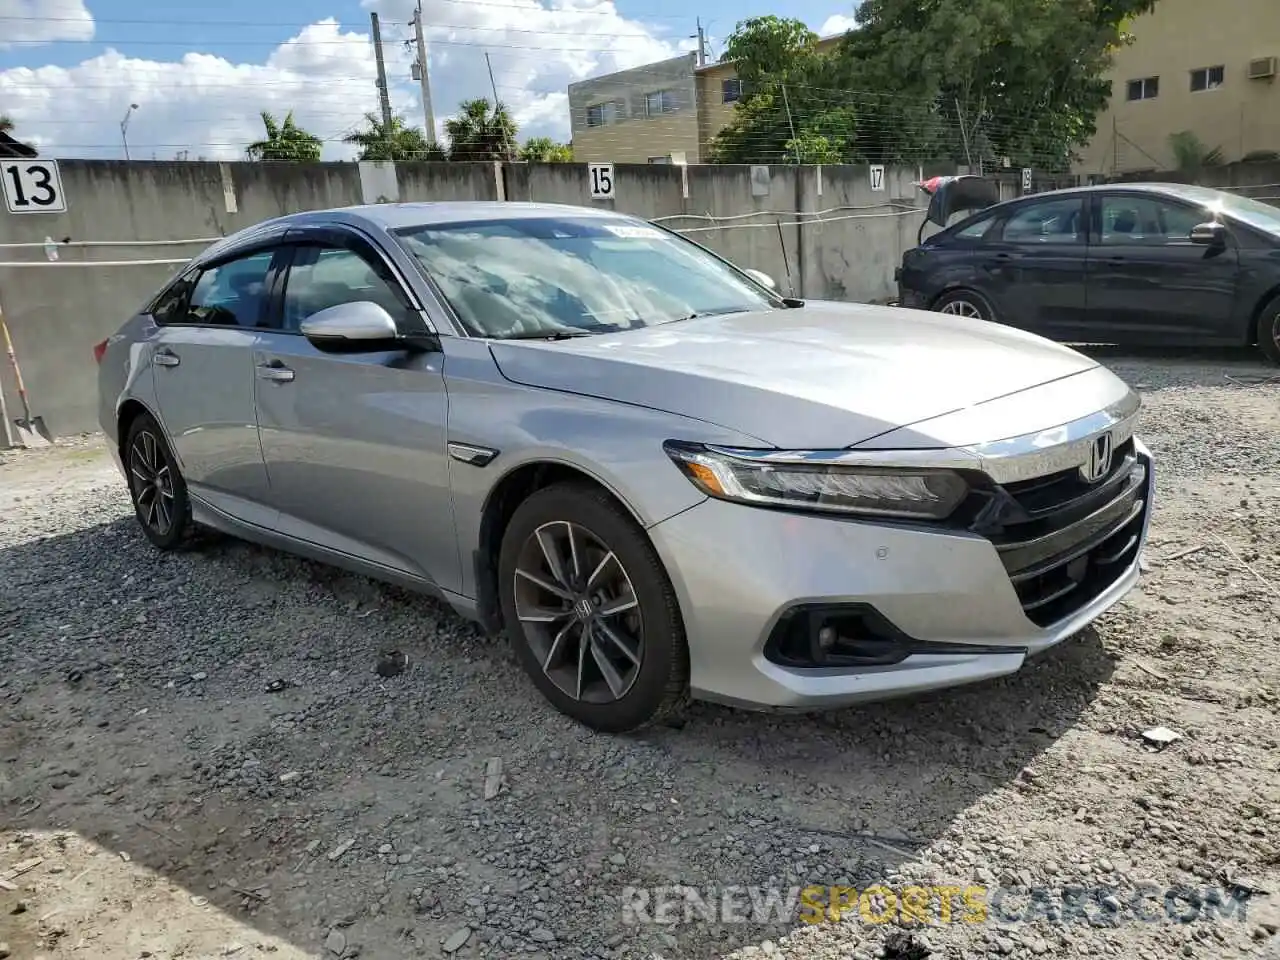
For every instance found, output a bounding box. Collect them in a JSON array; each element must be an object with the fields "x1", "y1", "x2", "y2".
[{"x1": 603, "y1": 224, "x2": 665, "y2": 239}]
